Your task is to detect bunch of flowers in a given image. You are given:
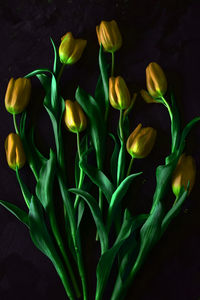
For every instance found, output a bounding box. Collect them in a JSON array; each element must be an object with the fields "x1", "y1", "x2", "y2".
[{"x1": 2, "y1": 20, "x2": 199, "y2": 300}]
